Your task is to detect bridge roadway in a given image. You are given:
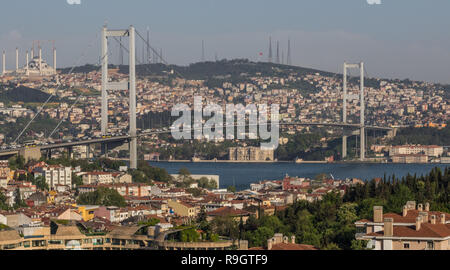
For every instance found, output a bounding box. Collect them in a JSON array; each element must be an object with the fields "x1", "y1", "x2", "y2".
[{"x1": 0, "y1": 122, "x2": 393, "y2": 158}]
